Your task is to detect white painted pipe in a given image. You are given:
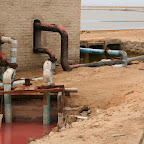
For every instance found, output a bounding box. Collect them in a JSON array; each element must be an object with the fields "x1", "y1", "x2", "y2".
[
  {"x1": 1, "y1": 36, "x2": 17, "y2": 63},
  {"x1": 3, "y1": 68, "x2": 15, "y2": 84},
  {"x1": 0, "y1": 77, "x2": 43, "y2": 87},
  {"x1": 3, "y1": 68, "x2": 15, "y2": 123},
  {"x1": 1, "y1": 36, "x2": 17, "y2": 79},
  {"x1": 43, "y1": 60, "x2": 52, "y2": 86},
  {"x1": 43, "y1": 60, "x2": 53, "y2": 125}
]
